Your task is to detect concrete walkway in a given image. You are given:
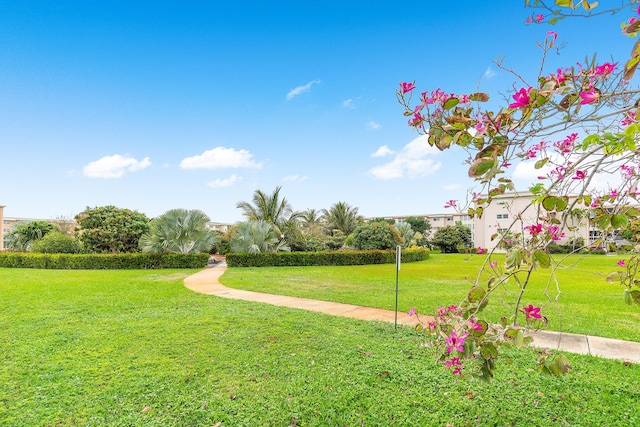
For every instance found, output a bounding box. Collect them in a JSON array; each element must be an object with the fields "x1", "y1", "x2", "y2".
[{"x1": 184, "y1": 264, "x2": 640, "y2": 364}]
